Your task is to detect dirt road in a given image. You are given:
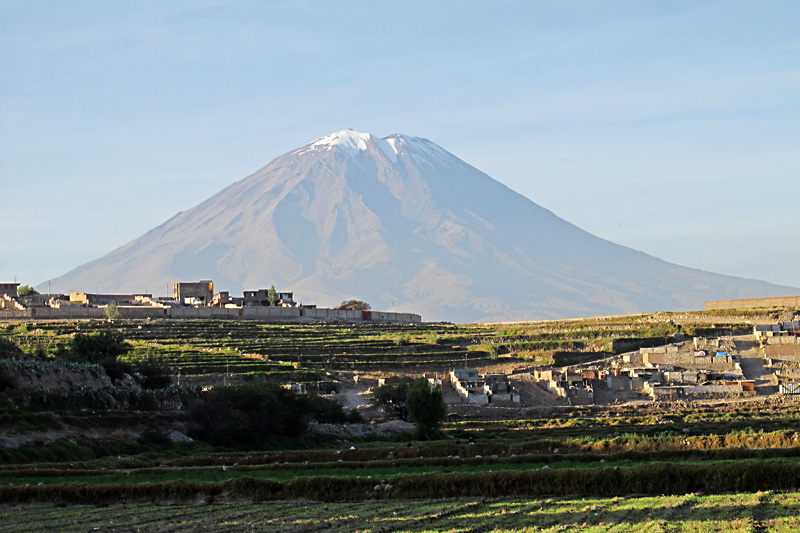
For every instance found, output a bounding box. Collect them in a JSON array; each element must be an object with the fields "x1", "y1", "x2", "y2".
[{"x1": 734, "y1": 335, "x2": 778, "y2": 395}]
